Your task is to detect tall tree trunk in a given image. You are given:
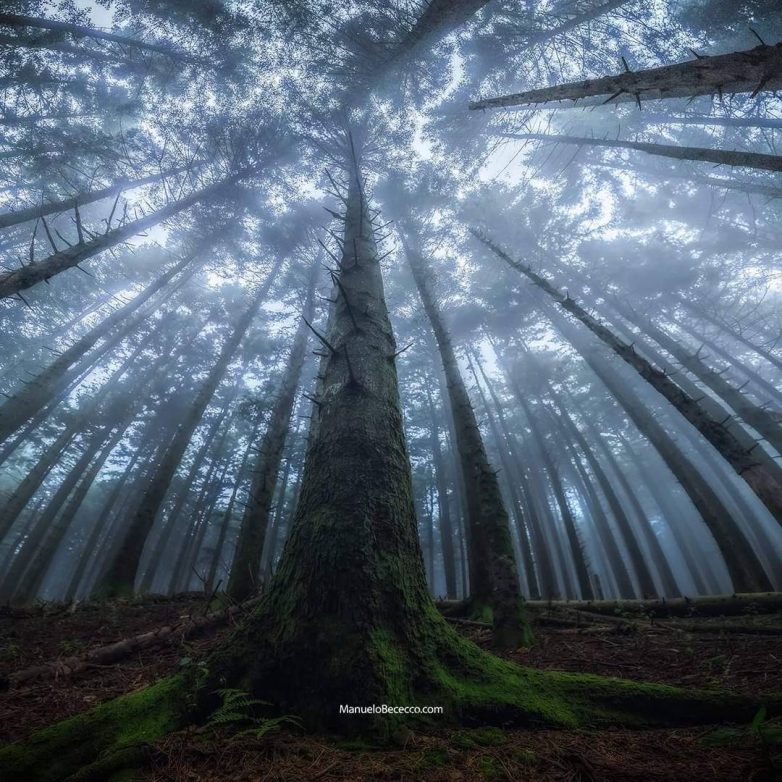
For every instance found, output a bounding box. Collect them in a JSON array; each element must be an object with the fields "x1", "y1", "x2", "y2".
[
  {"x1": 547, "y1": 396, "x2": 651, "y2": 596},
  {"x1": 198, "y1": 143, "x2": 545, "y2": 733},
  {"x1": 501, "y1": 132, "x2": 782, "y2": 174},
  {"x1": 96, "y1": 259, "x2": 281, "y2": 597},
  {"x1": 475, "y1": 231, "x2": 782, "y2": 529},
  {"x1": 470, "y1": 340, "x2": 558, "y2": 598},
  {"x1": 138, "y1": 381, "x2": 241, "y2": 593},
  {"x1": 618, "y1": 307, "x2": 782, "y2": 457},
  {"x1": 504, "y1": 370, "x2": 594, "y2": 599},
  {"x1": 469, "y1": 41, "x2": 782, "y2": 110},
  {"x1": 423, "y1": 382, "x2": 458, "y2": 598},
  {"x1": 404, "y1": 239, "x2": 527, "y2": 646},
  {"x1": 205, "y1": 412, "x2": 265, "y2": 592},
  {"x1": 0, "y1": 172, "x2": 246, "y2": 299},
  {"x1": 547, "y1": 304, "x2": 772, "y2": 592},
  {"x1": 227, "y1": 261, "x2": 317, "y2": 601},
  {"x1": 0, "y1": 164, "x2": 197, "y2": 230},
  {"x1": 464, "y1": 350, "x2": 538, "y2": 599},
  {"x1": 0, "y1": 248, "x2": 200, "y2": 442},
  {"x1": 0, "y1": 12, "x2": 197, "y2": 61}
]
